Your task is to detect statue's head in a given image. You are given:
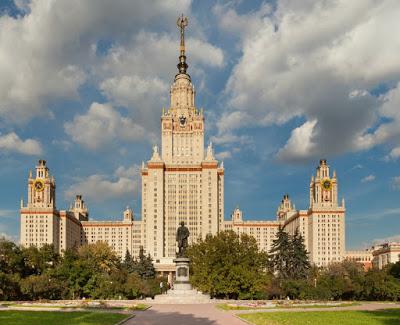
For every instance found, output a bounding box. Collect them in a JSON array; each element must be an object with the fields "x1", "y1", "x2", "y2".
[{"x1": 180, "y1": 221, "x2": 185, "y2": 226}]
